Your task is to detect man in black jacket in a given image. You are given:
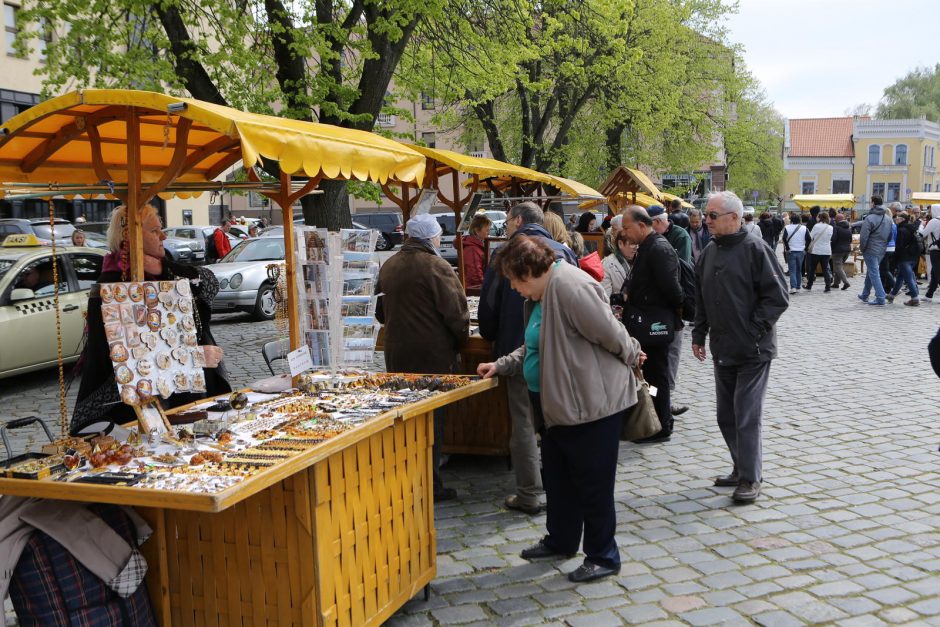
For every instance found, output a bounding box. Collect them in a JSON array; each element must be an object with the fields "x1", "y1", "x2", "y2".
[
  {"x1": 479, "y1": 201, "x2": 577, "y2": 515},
  {"x1": 621, "y1": 205, "x2": 684, "y2": 442},
  {"x1": 692, "y1": 191, "x2": 789, "y2": 504}
]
